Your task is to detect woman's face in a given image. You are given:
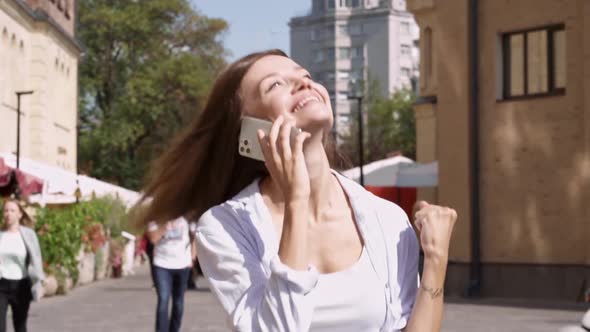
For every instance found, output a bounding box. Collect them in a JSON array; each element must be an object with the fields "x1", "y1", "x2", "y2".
[
  {"x1": 2, "y1": 201, "x2": 22, "y2": 227},
  {"x1": 239, "y1": 55, "x2": 333, "y2": 133}
]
